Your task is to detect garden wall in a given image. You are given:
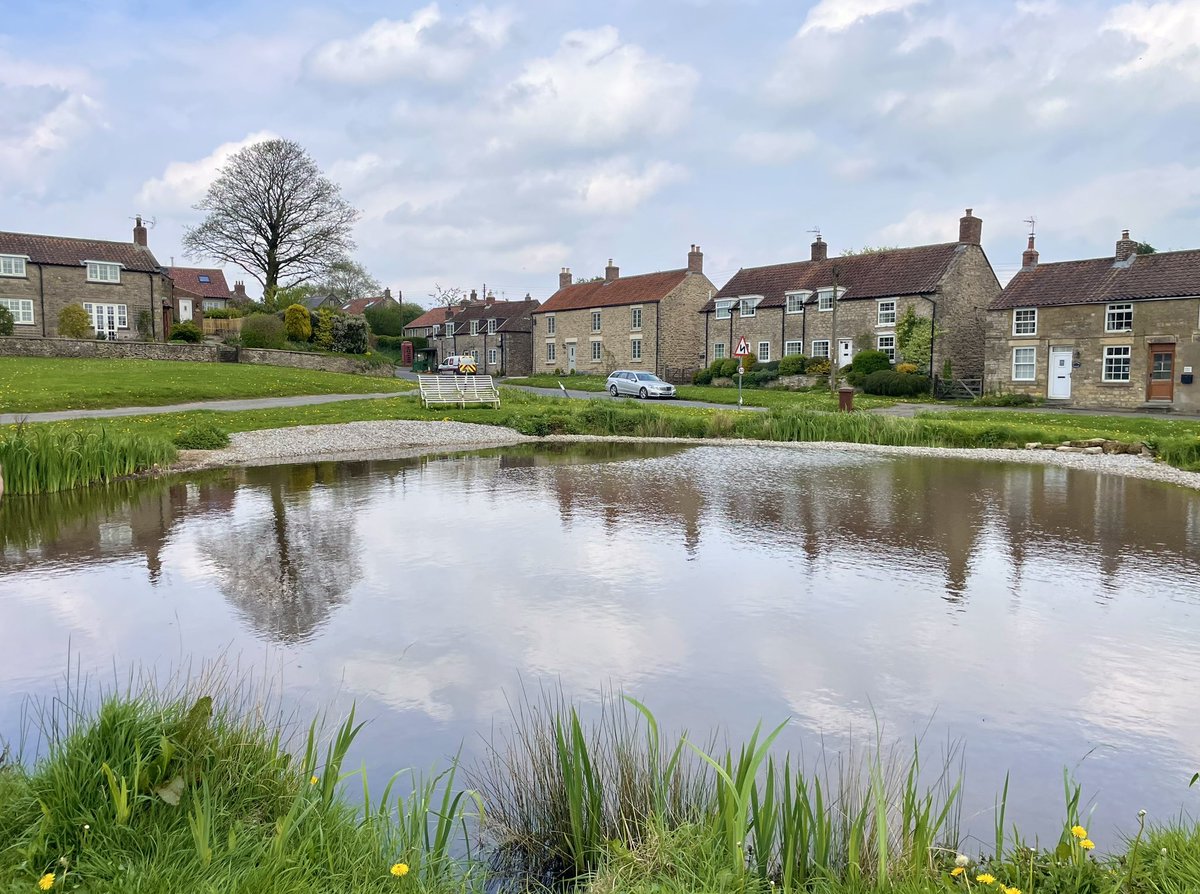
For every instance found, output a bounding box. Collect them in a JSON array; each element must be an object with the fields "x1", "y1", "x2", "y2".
[{"x1": 237, "y1": 348, "x2": 393, "y2": 377}]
